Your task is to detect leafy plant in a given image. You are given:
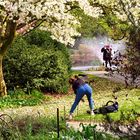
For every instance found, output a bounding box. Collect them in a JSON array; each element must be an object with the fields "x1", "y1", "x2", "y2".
[
  {"x1": 0, "y1": 89, "x2": 49, "y2": 108},
  {"x1": 60, "y1": 123, "x2": 119, "y2": 140},
  {"x1": 3, "y1": 30, "x2": 71, "y2": 93}
]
